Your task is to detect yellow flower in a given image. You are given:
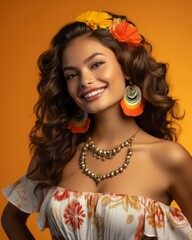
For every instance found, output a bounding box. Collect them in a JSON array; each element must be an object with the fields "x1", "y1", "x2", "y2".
[{"x1": 76, "y1": 11, "x2": 112, "y2": 30}]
